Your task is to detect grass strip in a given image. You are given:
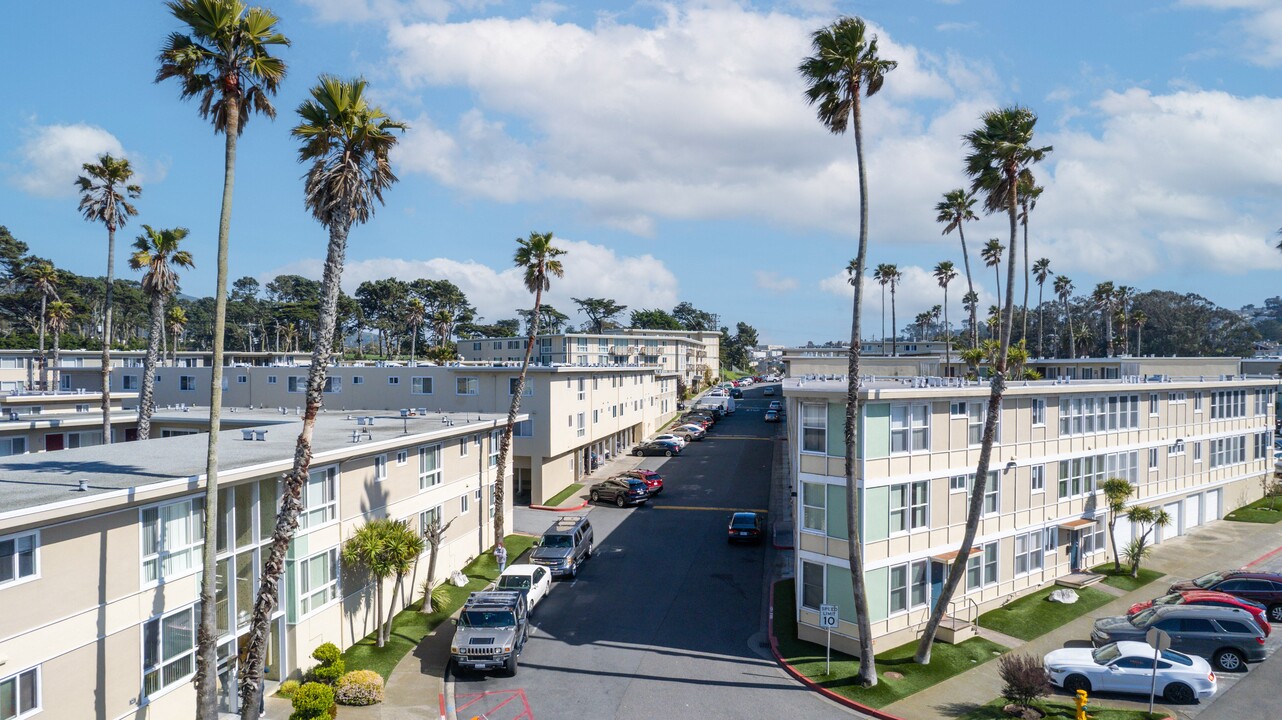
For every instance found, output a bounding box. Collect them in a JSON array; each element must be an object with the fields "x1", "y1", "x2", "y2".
[
  {"x1": 977, "y1": 585, "x2": 1113, "y2": 642},
  {"x1": 1225, "y1": 496, "x2": 1282, "y2": 523},
  {"x1": 1090, "y1": 564, "x2": 1163, "y2": 592},
  {"x1": 959, "y1": 698, "x2": 1169, "y2": 720},
  {"x1": 541, "y1": 483, "x2": 584, "y2": 508}
]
